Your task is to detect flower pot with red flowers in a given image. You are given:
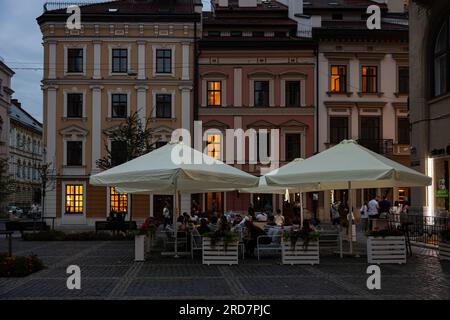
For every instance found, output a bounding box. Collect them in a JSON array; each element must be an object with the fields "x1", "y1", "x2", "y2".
[
  {"x1": 134, "y1": 218, "x2": 157, "y2": 262},
  {"x1": 367, "y1": 228, "x2": 406, "y2": 264},
  {"x1": 439, "y1": 228, "x2": 450, "y2": 261}
]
